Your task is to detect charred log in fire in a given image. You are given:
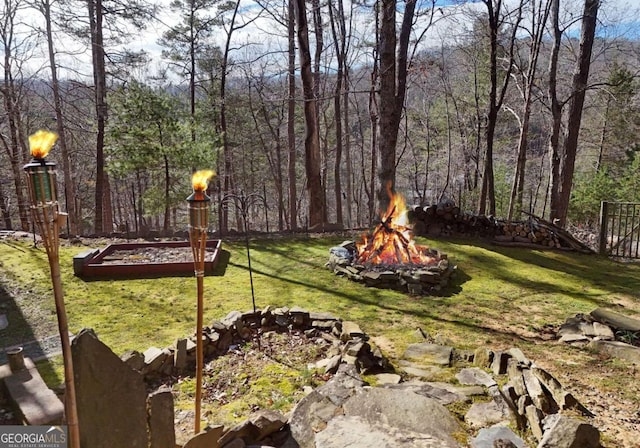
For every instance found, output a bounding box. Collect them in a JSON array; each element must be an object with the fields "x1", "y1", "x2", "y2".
[{"x1": 355, "y1": 188, "x2": 438, "y2": 266}]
